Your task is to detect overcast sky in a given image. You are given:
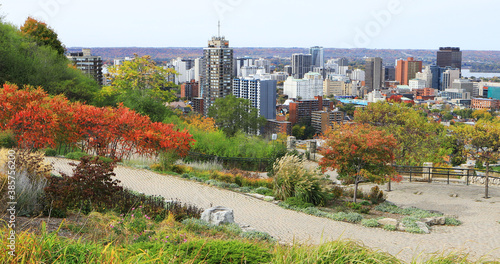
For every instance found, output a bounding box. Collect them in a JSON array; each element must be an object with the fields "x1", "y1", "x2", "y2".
[{"x1": 1, "y1": 0, "x2": 498, "y2": 50}]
